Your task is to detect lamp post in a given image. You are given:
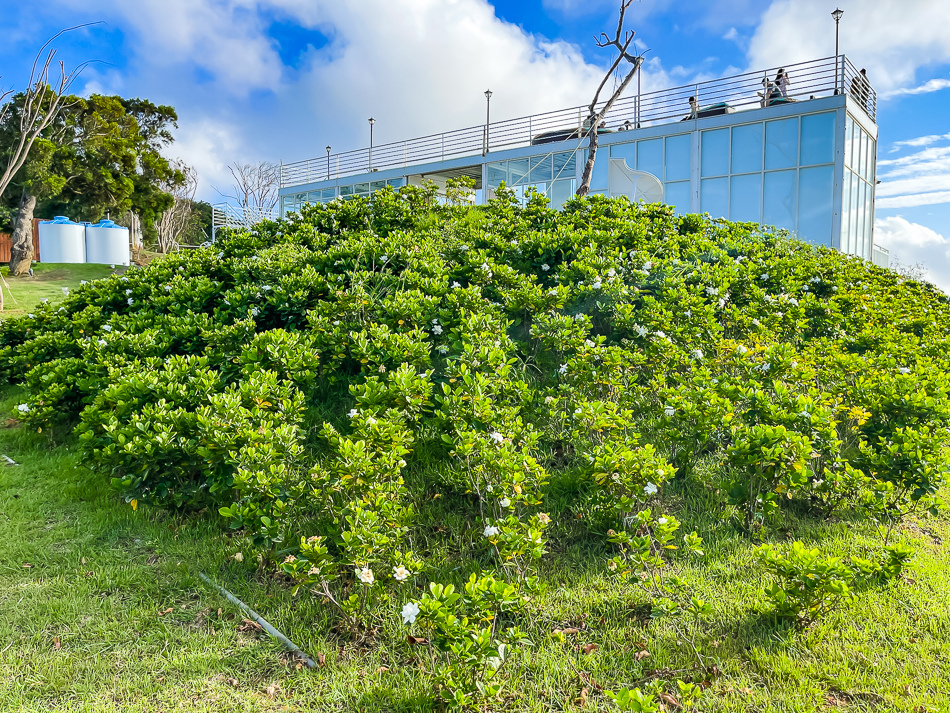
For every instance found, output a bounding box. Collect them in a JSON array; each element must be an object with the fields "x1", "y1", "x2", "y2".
[
  {"x1": 832, "y1": 8, "x2": 844, "y2": 94},
  {"x1": 483, "y1": 89, "x2": 492, "y2": 156},
  {"x1": 326, "y1": 145, "x2": 331, "y2": 180},
  {"x1": 368, "y1": 118, "x2": 375, "y2": 171}
]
